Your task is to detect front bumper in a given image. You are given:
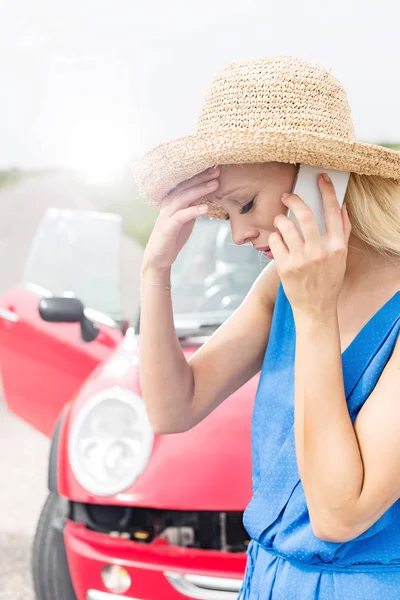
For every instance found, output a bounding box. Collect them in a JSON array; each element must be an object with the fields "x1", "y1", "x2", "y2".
[
  {"x1": 87, "y1": 571, "x2": 242, "y2": 599},
  {"x1": 64, "y1": 520, "x2": 245, "y2": 600}
]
